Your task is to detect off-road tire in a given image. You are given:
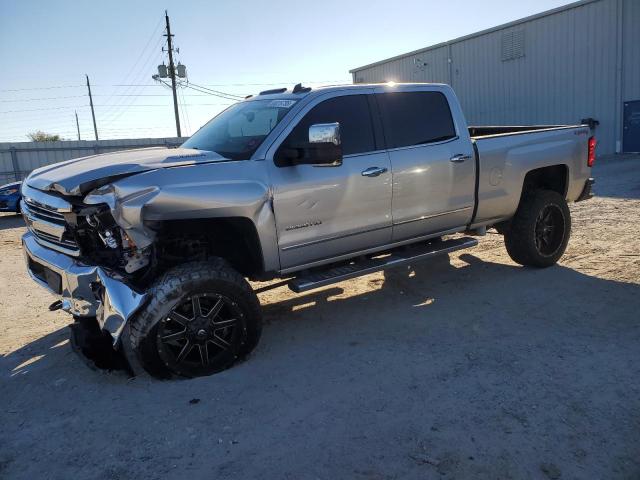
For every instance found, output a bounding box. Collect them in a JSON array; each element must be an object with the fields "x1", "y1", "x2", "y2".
[
  {"x1": 504, "y1": 189, "x2": 571, "y2": 268},
  {"x1": 122, "y1": 259, "x2": 262, "y2": 378}
]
